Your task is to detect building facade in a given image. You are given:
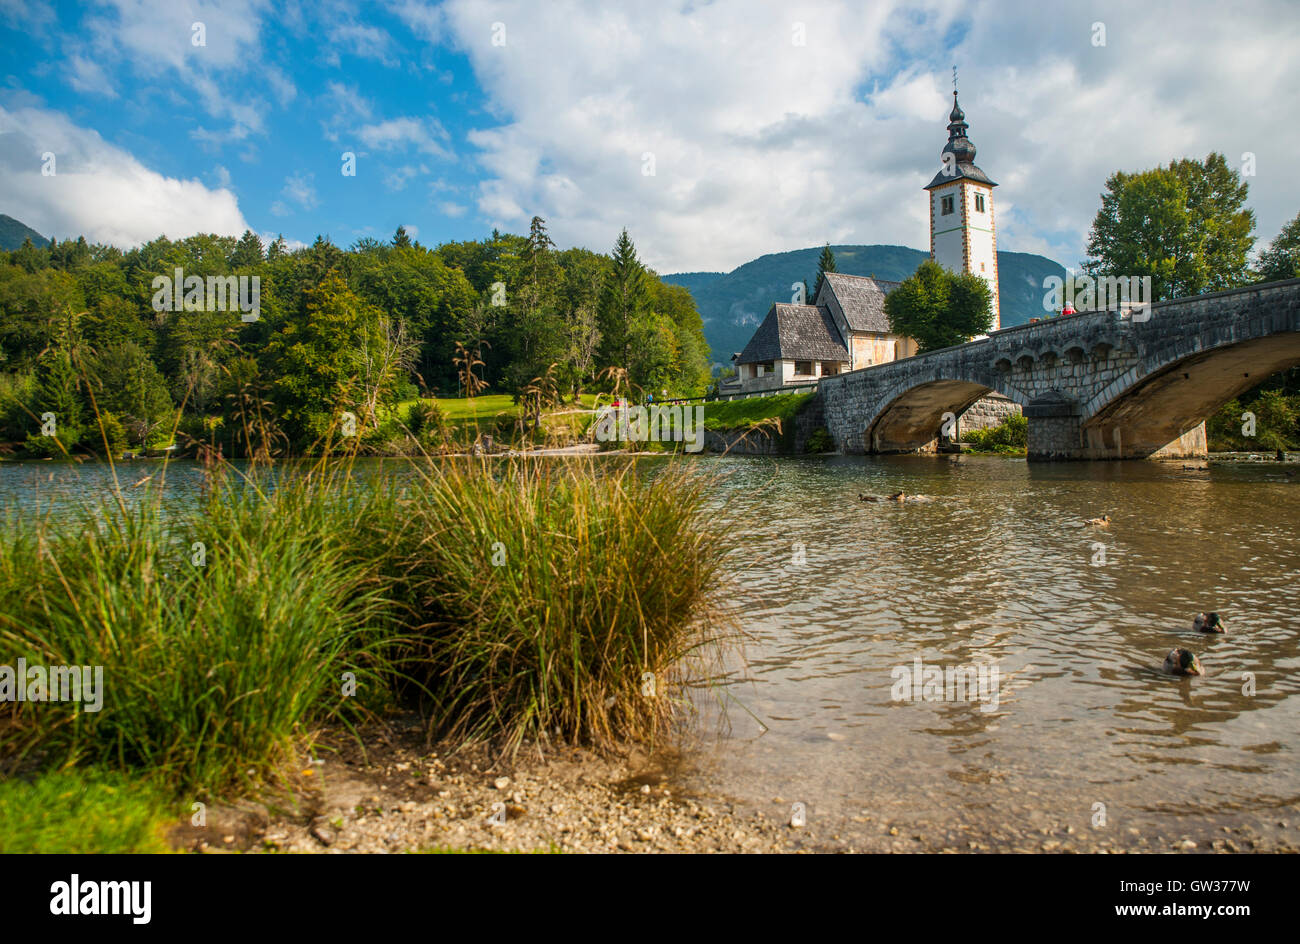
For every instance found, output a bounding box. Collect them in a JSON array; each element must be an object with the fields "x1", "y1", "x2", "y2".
[
  {"x1": 727, "y1": 84, "x2": 997, "y2": 395},
  {"x1": 924, "y1": 89, "x2": 1000, "y2": 330}
]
